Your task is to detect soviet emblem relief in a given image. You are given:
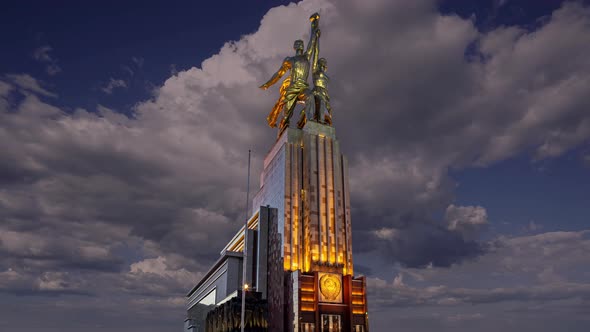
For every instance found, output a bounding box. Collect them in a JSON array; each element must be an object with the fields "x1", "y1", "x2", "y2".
[{"x1": 319, "y1": 273, "x2": 342, "y2": 302}]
